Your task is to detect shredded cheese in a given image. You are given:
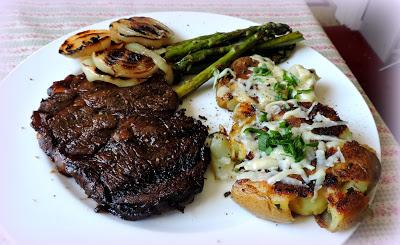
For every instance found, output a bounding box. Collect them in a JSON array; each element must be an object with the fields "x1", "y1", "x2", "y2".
[
  {"x1": 214, "y1": 56, "x2": 318, "y2": 110},
  {"x1": 233, "y1": 100, "x2": 350, "y2": 200}
]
